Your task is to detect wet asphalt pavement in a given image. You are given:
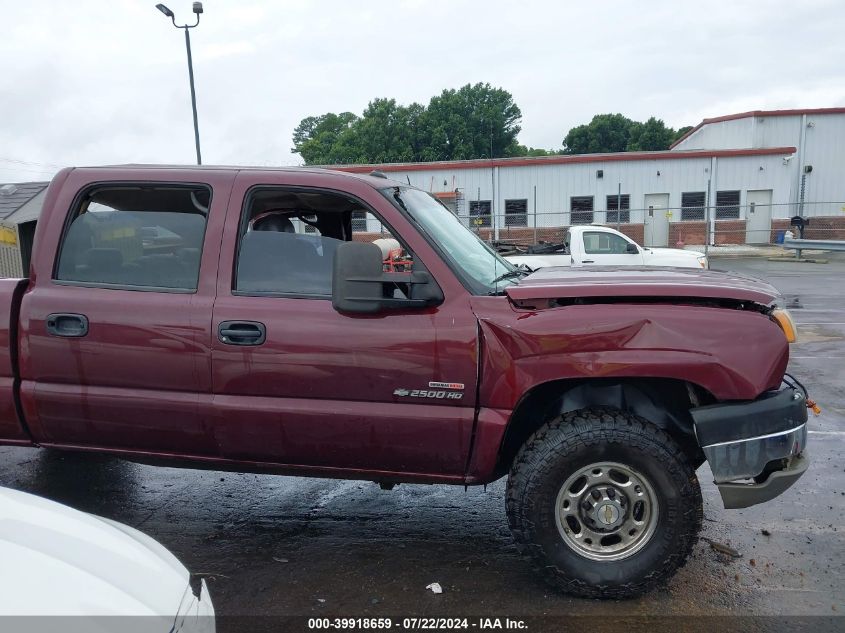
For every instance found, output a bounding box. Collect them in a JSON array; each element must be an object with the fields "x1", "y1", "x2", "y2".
[{"x1": 0, "y1": 255, "x2": 843, "y2": 627}]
